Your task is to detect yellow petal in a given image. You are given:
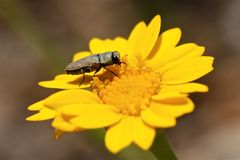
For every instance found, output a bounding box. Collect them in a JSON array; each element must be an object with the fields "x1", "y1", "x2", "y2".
[
  {"x1": 54, "y1": 74, "x2": 81, "y2": 81},
  {"x1": 39, "y1": 81, "x2": 89, "y2": 89},
  {"x1": 160, "y1": 56, "x2": 214, "y2": 84},
  {"x1": 55, "y1": 73, "x2": 101, "y2": 80},
  {"x1": 148, "y1": 43, "x2": 205, "y2": 70},
  {"x1": 52, "y1": 114, "x2": 81, "y2": 132},
  {"x1": 73, "y1": 51, "x2": 91, "y2": 62},
  {"x1": 160, "y1": 83, "x2": 208, "y2": 93},
  {"x1": 44, "y1": 89, "x2": 101, "y2": 110},
  {"x1": 114, "y1": 37, "x2": 128, "y2": 57},
  {"x1": 27, "y1": 100, "x2": 44, "y2": 111},
  {"x1": 180, "y1": 45, "x2": 205, "y2": 59},
  {"x1": 61, "y1": 103, "x2": 114, "y2": 116},
  {"x1": 39, "y1": 74, "x2": 91, "y2": 89},
  {"x1": 132, "y1": 118, "x2": 155, "y2": 150},
  {"x1": 152, "y1": 91, "x2": 187, "y2": 101},
  {"x1": 89, "y1": 37, "x2": 128, "y2": 56},
  {"x1": 105, "y1": 116, "x2": 134, "y2": 153},
  {"x1": 150, "y1": 97, "x2": 194, "y2": 117},
  {"x1": 146, "y1": 28, "x2": 182, "y2": 70},
  {"x1": 127, "y1": 21, "x2": 147, "y2": 65},
  {"x1": 69, "y1": 104, "x2": 122, "y2": 129},
  {"x1": 26, "y1": 108, "x2": 56, "y2": 121},
  {"x1": 89, "y1": 38, "x2": 110, "y2": 53},
  {"x1": 139, "y1": 15, "x2": 161, "y2": 60},
  {"x1": 141, "y1": 109, "x2": 176, "y2": 128}
]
